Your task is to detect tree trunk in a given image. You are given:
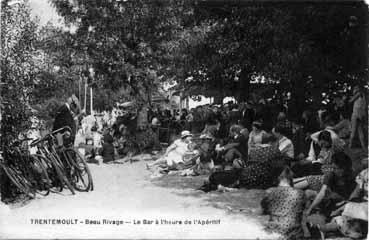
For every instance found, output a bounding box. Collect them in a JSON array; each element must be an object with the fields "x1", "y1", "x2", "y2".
[
  {"x1": 238, "y1": 67, "x2": 251, "y2": 102},
  {"x1": 289, "y1": 76, "x2": 306, "y2": 120},
  {"x1": 213, "y1": 94, "x2": 223, "y2": 104}
]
